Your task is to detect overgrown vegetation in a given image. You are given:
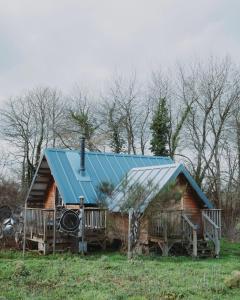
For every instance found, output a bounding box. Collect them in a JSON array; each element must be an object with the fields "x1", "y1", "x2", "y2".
[
  {"x1": 0, "y1": 240, "x2": 240, "y2": 299},
  {"x1": 117, "y1": 178, "x2": 184, "y2": 214},
  {"x1": 97, "y1": 181, "x2": 115, "y2": 205},
  {"x1": 146, "y1": 182, "x2": 185, "y2": 214}
]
